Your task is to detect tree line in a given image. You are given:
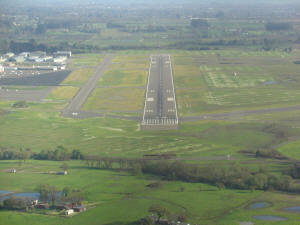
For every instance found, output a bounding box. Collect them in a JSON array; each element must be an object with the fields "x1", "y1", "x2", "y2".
[
  {"x1": 84, "y1": 156, "x2": 298, "y2": 192},
  {"x1": 2, "y1": 146, "x2": 300, "y2": 192},
  {"x1": 0, "y1": 146, "x2": 83, "y2": 161}
]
